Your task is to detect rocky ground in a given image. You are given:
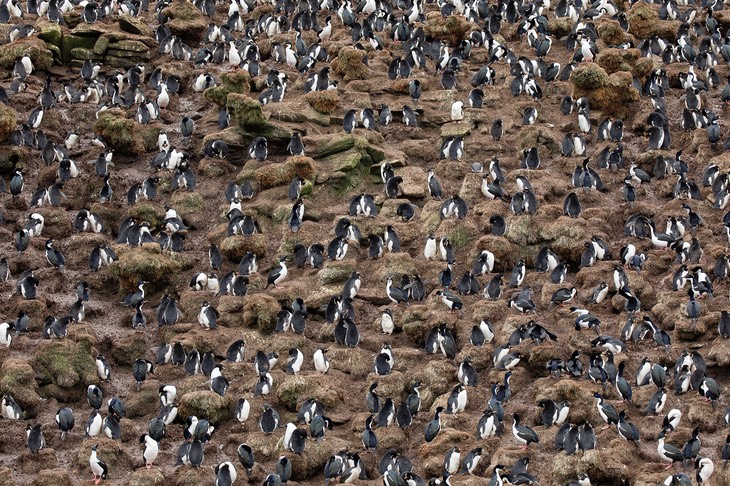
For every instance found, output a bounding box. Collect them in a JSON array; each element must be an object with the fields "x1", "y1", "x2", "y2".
[{"x1": 1, "y1": 0, "x2": 730, "y2": 485}]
